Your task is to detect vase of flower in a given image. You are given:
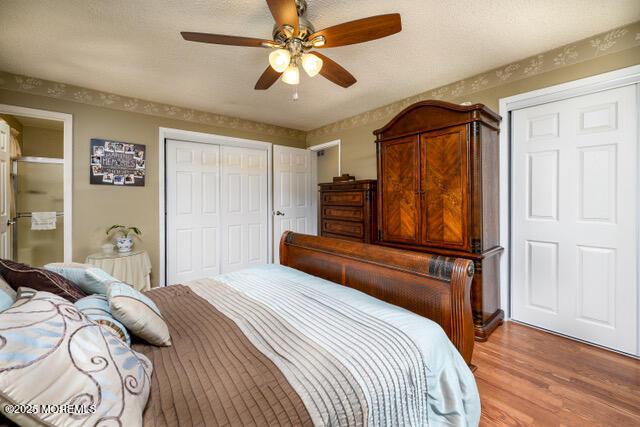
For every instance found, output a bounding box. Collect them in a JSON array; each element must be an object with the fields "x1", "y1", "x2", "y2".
[{"x1": 106, "y1": 225, "x2": 142, "y2": 253}]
